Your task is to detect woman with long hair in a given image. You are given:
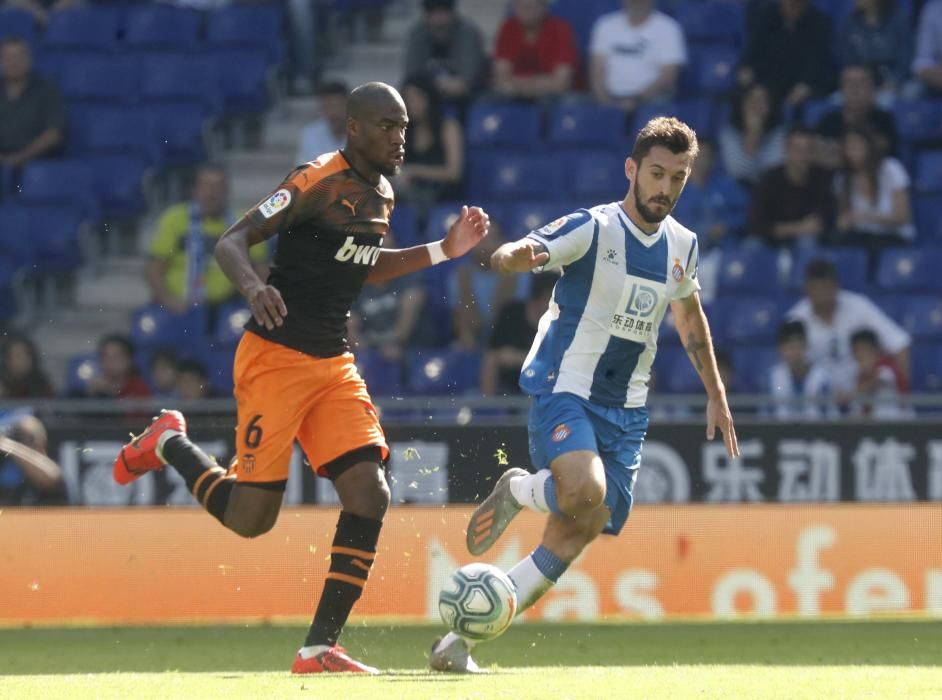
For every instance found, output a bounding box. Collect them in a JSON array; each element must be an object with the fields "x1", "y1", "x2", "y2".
[
  {"x1": 0, "y1": 333, "x2": 53, "y2": 399},
  {"x1": 718, "y1": 83, "x2": 786, "y2": 186}
]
